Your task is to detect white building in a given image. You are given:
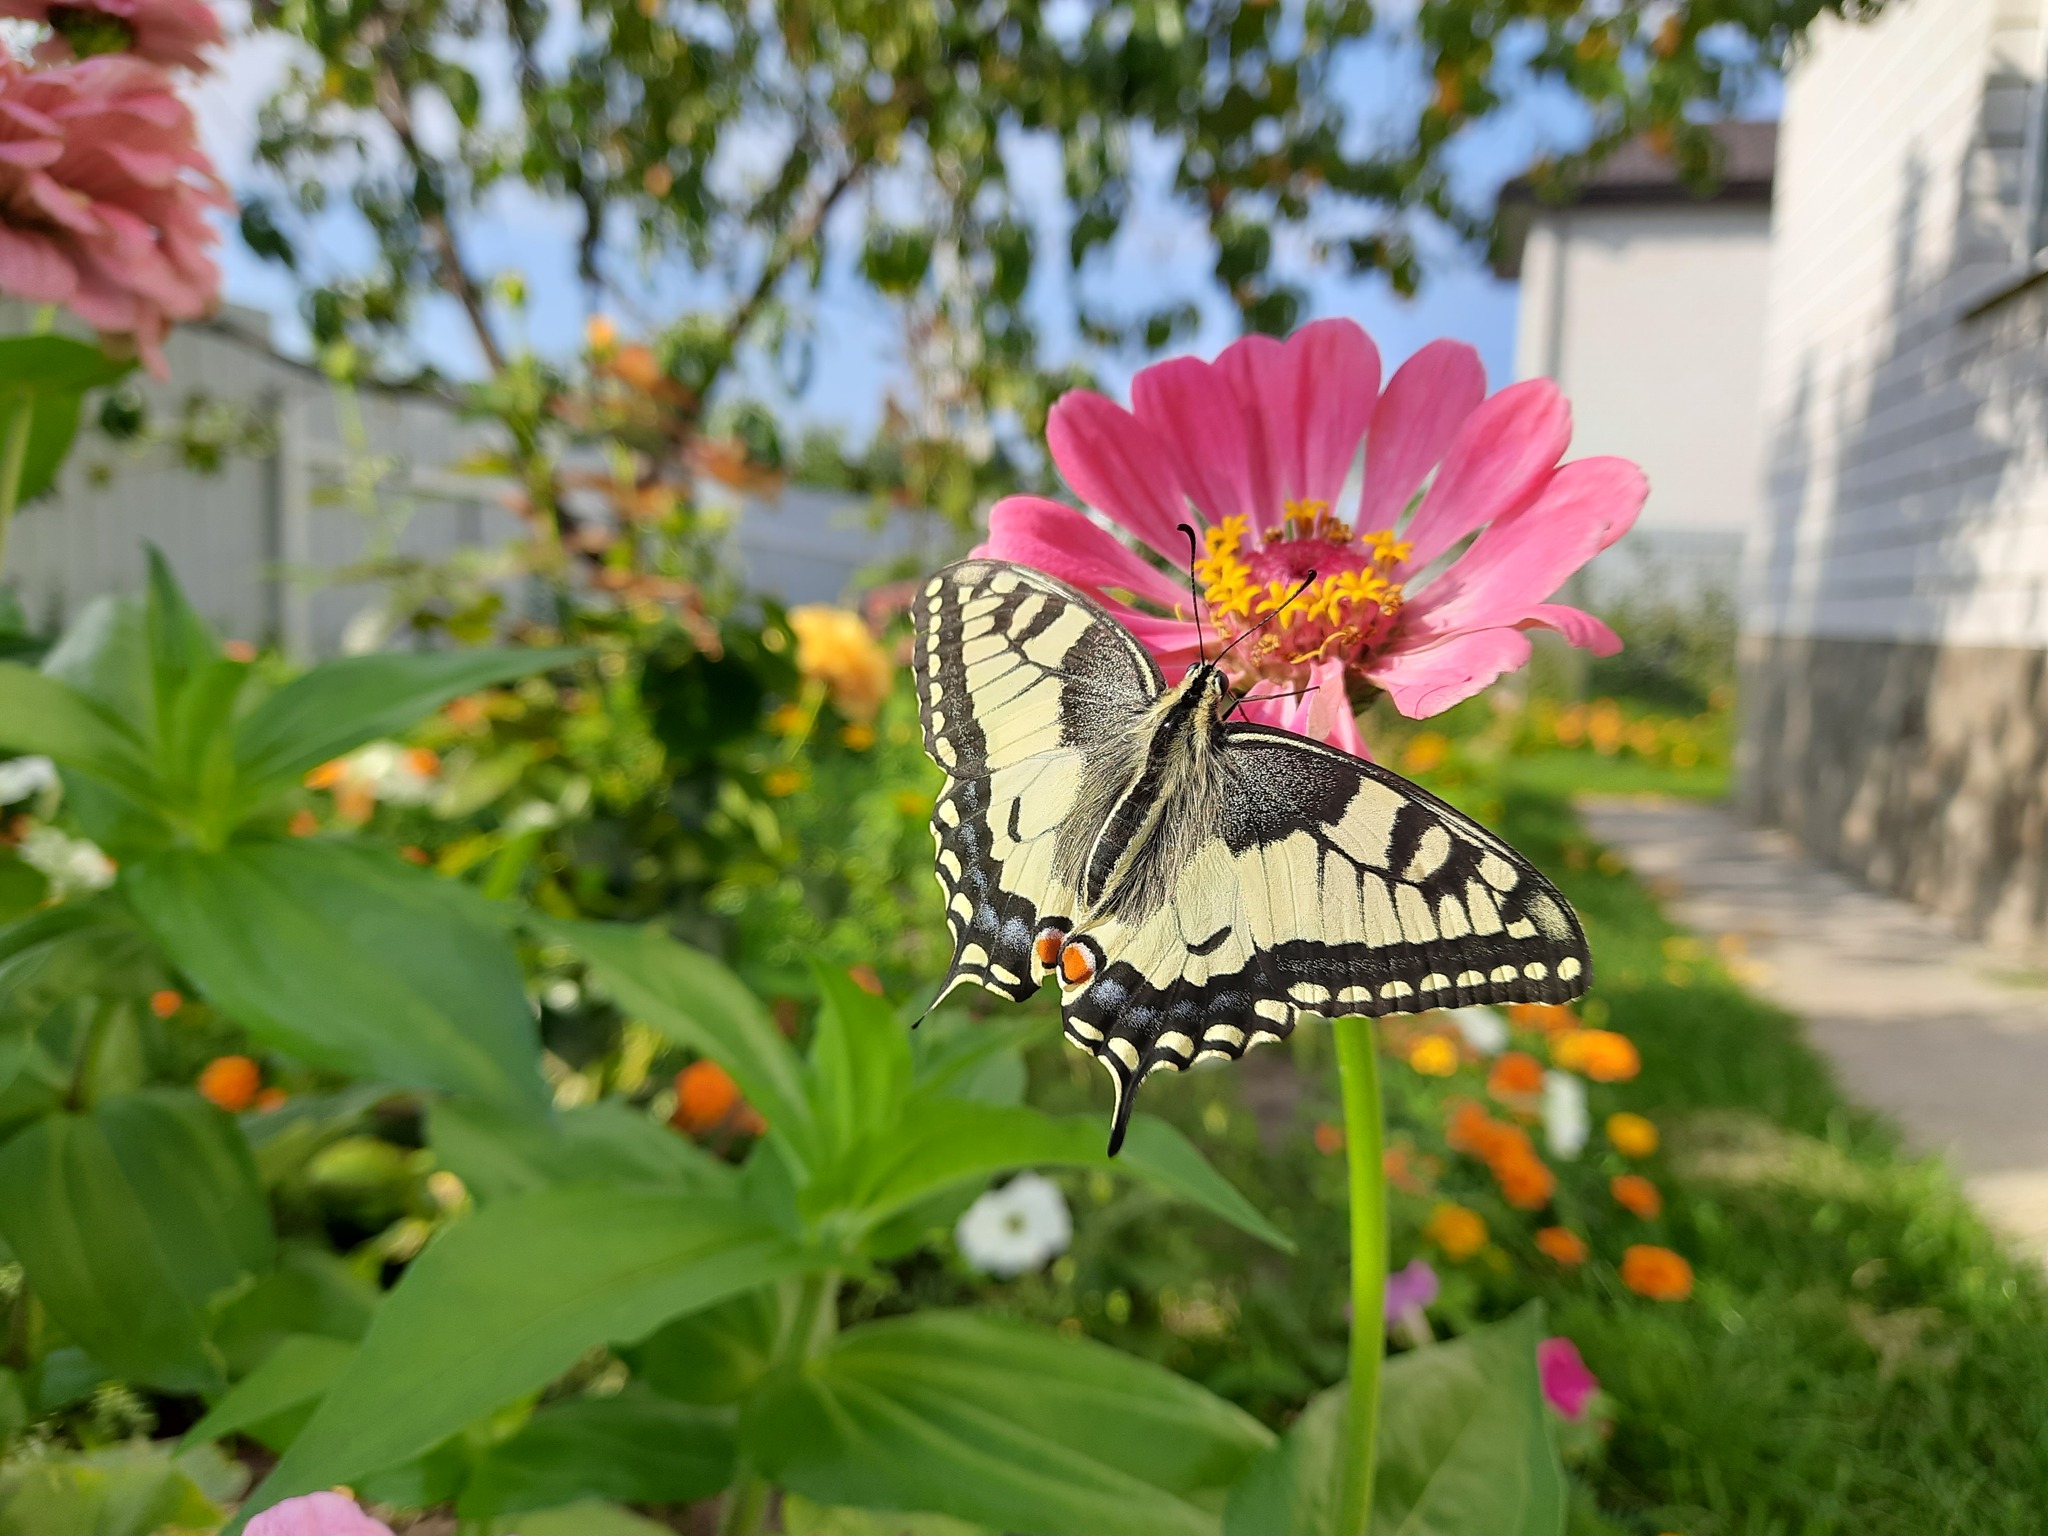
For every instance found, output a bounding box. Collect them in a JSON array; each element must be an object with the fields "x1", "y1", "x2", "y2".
[
  {"x1": 1740, "y1": 0, "x2": 2048, "y2": 956},
  {"x1": 1495, "y1": 124, "x2": 1777, "y2": 606}
]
